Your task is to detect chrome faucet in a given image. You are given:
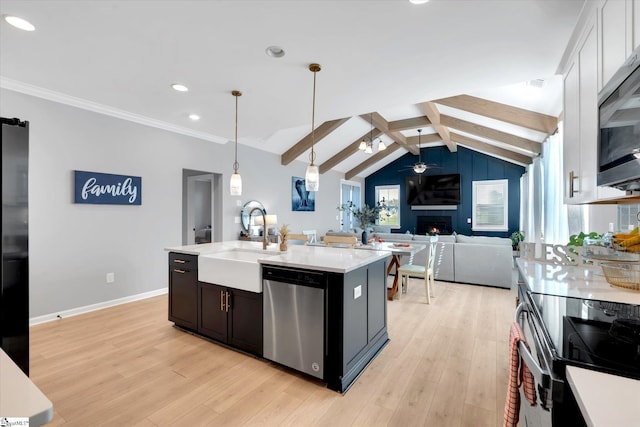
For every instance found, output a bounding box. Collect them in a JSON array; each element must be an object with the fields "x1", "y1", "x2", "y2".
[{"x1": 249, "y1": 207, "x2": 269, "y2": 250}]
